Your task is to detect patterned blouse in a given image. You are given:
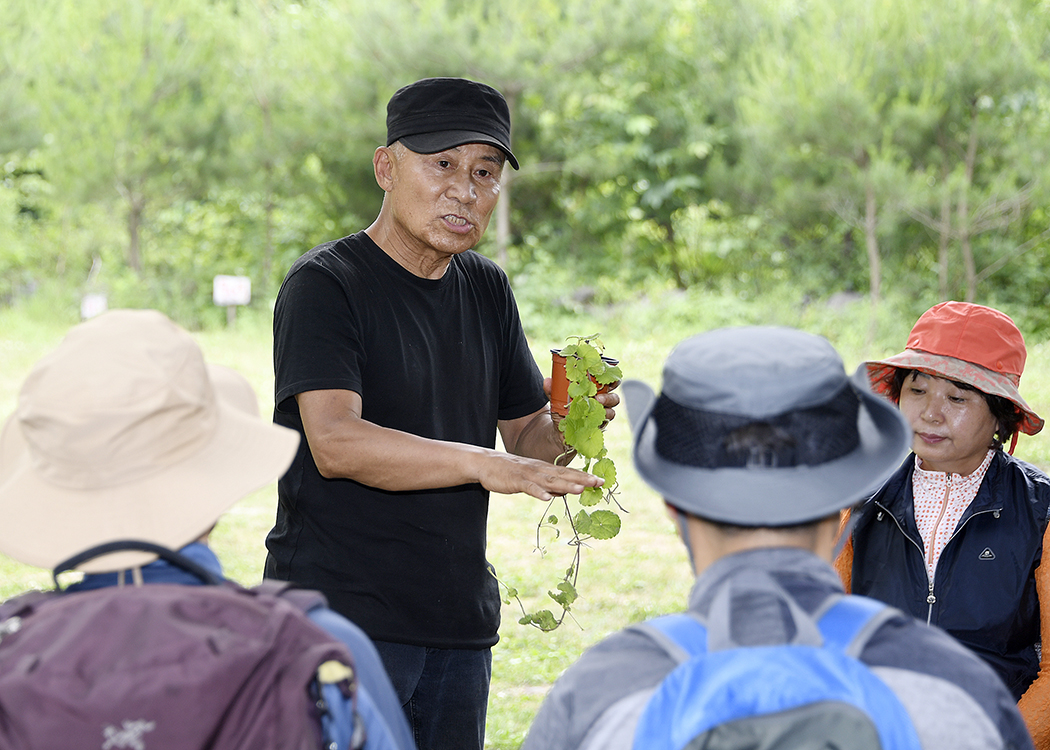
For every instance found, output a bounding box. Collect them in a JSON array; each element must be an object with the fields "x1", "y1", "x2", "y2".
[{"x1": 912, "y1": 448, "x2": 995, "y2": 580}]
